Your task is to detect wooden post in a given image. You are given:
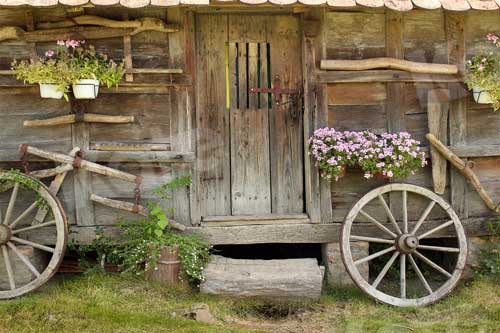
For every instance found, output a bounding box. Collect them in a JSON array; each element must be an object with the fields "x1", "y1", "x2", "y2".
[
  {"x1": 446, "y1": 12, "x2": 468, "y2": 218},
  {"x1": 122, "y1": 14, "x2": 133, "y2": 83},
  {"x1": 427, "y1": 89, "x2": 450, "y2": 194},
  {"x1": 71, "y1": 99, "x2": 95, "y2": 228}
]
